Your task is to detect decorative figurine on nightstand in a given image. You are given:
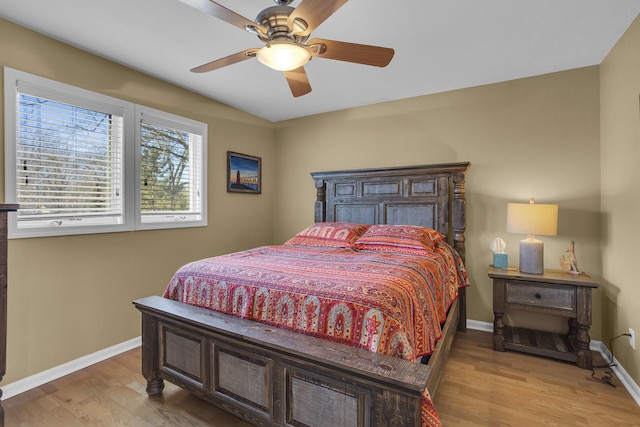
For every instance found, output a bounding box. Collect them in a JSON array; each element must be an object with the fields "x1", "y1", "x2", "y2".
[{"x1": 559, "y1": 240, "x2": 581, "y2": 275}]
